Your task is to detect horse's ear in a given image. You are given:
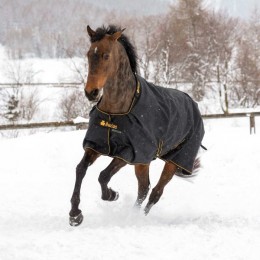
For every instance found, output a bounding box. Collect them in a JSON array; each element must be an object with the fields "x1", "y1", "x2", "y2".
[
  {"x1": 110, "y1": 28, "x2": 126, "y2": 41},
  {"x1": 87, "y1": 25, "x2": 96, "y2": 38}
]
